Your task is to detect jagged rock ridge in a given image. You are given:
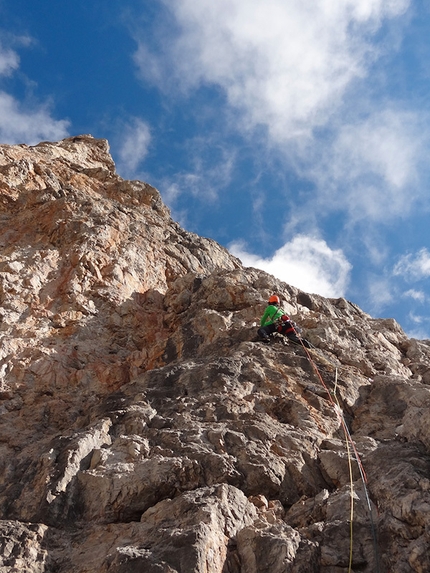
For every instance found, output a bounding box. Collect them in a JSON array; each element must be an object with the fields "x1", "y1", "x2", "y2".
[{"x1": 0, "y1": 135, "x2": 429, "y2": 572}]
